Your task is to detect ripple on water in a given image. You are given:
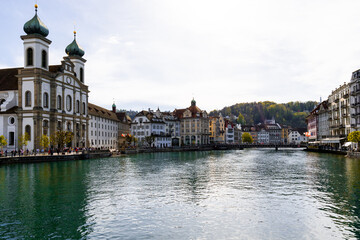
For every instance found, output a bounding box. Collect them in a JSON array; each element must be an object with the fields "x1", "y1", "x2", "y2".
[{"x1": 1, "y1": 149, "x2": 360, "y2": 239}]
